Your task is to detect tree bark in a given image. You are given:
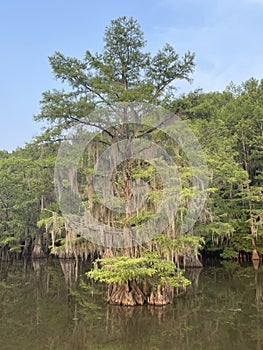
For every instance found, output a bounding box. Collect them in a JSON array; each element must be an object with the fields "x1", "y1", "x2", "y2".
[
  {"x1": 184, "y1": 254, "x2": 203, "y2": 268},
  {"x1": 31, "y1": 233, "x2": 46, "y2": 258},
  {"x1": 107, "y1": 280, "x2": 174, "y2": 306},
  {"x1": 252, "y1": 248, "x2": 260, "y2": 261},
  {"x1": 147, "y1": 284, "x2": 174, "y2": 305},
  {"x1": 108, "y1": 281, "x2": 146, "y2": 306}
]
